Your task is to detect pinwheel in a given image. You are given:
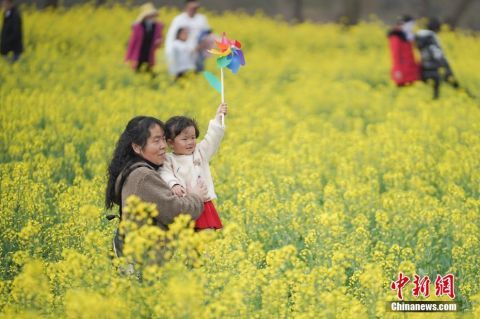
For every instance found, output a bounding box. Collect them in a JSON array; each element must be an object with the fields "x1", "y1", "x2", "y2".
[{"x1": 203, "y1": 33, "x2": 246, "y2": 127}]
